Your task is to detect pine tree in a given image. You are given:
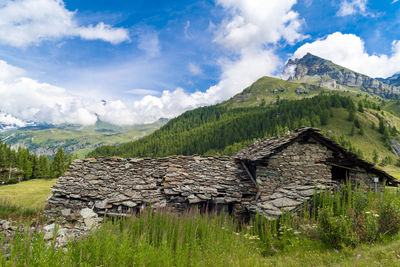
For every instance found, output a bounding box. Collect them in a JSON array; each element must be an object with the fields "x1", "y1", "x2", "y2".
[
  {"x1": 378, "y1": 118, "x2": 386, "y2": 134},
  {"x1": 350, "y1": 125, "x2": 355, "y2": 136},
  {"x1": 359, "y1": 125, "x2": 364, "y2": 136},
  {"x1": 358, "y1": 102, "x2": 364, "y2": 112},
  {"x1": 51, "y1": 148, "x2": 67, "y2": 178},
  {"x1": 373, "y1": 149, "x2": 379, "y2": 164},
  {"x1": 354, "y1": 118, "x2": 360, "y2": 129},
  {"x1": 348, "y1": 110, "x2": 355, "y2": 121},
  {"x1": 38, "y1": 155, "x2": 50, "y2": 178}
]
